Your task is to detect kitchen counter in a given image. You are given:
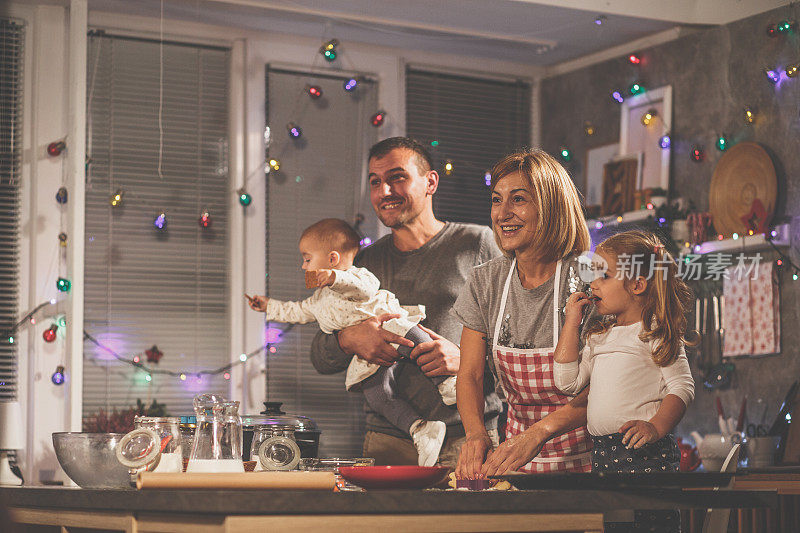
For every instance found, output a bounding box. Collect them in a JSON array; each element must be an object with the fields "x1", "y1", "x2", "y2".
[{"x1": 1, "y1": 485, "x2": 777, "y2": 533}]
